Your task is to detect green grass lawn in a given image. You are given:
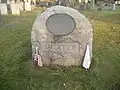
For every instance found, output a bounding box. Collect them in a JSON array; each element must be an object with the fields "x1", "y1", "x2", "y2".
[{"x1": 0, "y1": 8, "x2": 120, "y2": 90}]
